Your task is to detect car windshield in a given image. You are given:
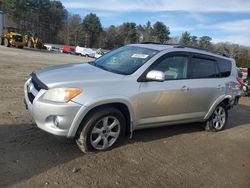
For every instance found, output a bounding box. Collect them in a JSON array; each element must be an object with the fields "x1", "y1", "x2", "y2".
[{"x1": 90, "y1": 46, "x2": 158, "y2": 75}]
